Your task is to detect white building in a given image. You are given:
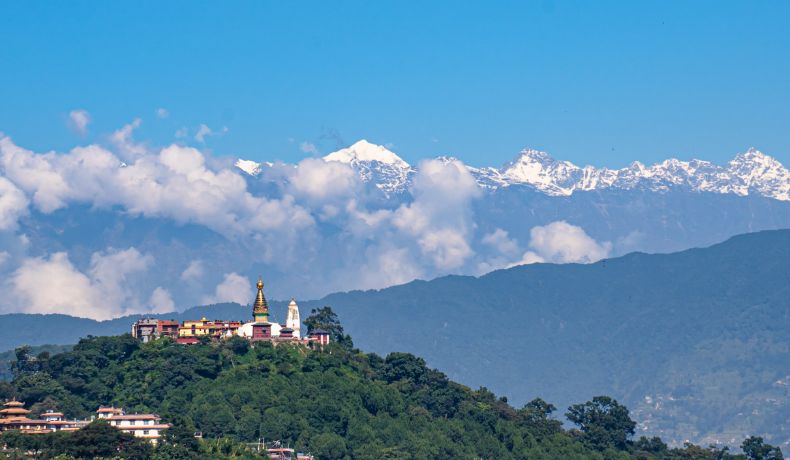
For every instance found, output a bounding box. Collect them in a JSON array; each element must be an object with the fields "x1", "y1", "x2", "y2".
[
  {"x1": 286, "y1": 298, "x2": 301, "y2": 338},
  {"x1": 96, "y1": 407, "x2": 169, "y2": 443}
]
